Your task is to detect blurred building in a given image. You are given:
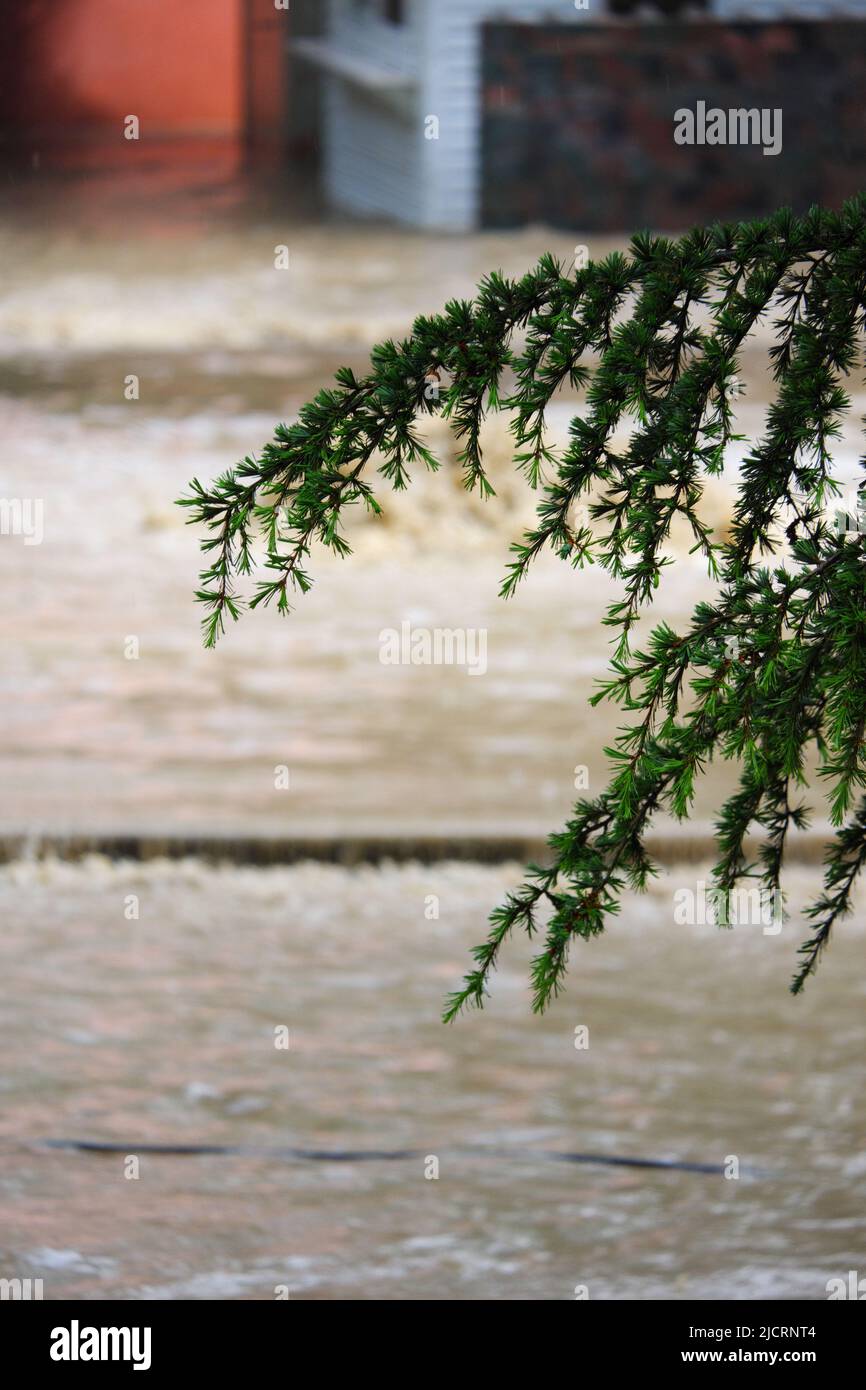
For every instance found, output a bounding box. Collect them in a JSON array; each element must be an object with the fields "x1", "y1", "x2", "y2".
[
  {"x1": 299, "y1": 0, "x2": 866, "y2": 230},
  {"x1": 0, "y1": 0, "x2": 863, "y2": 231},
  {"x1": 0, "y1": 0, "x2": 289, "y2": 175}
]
